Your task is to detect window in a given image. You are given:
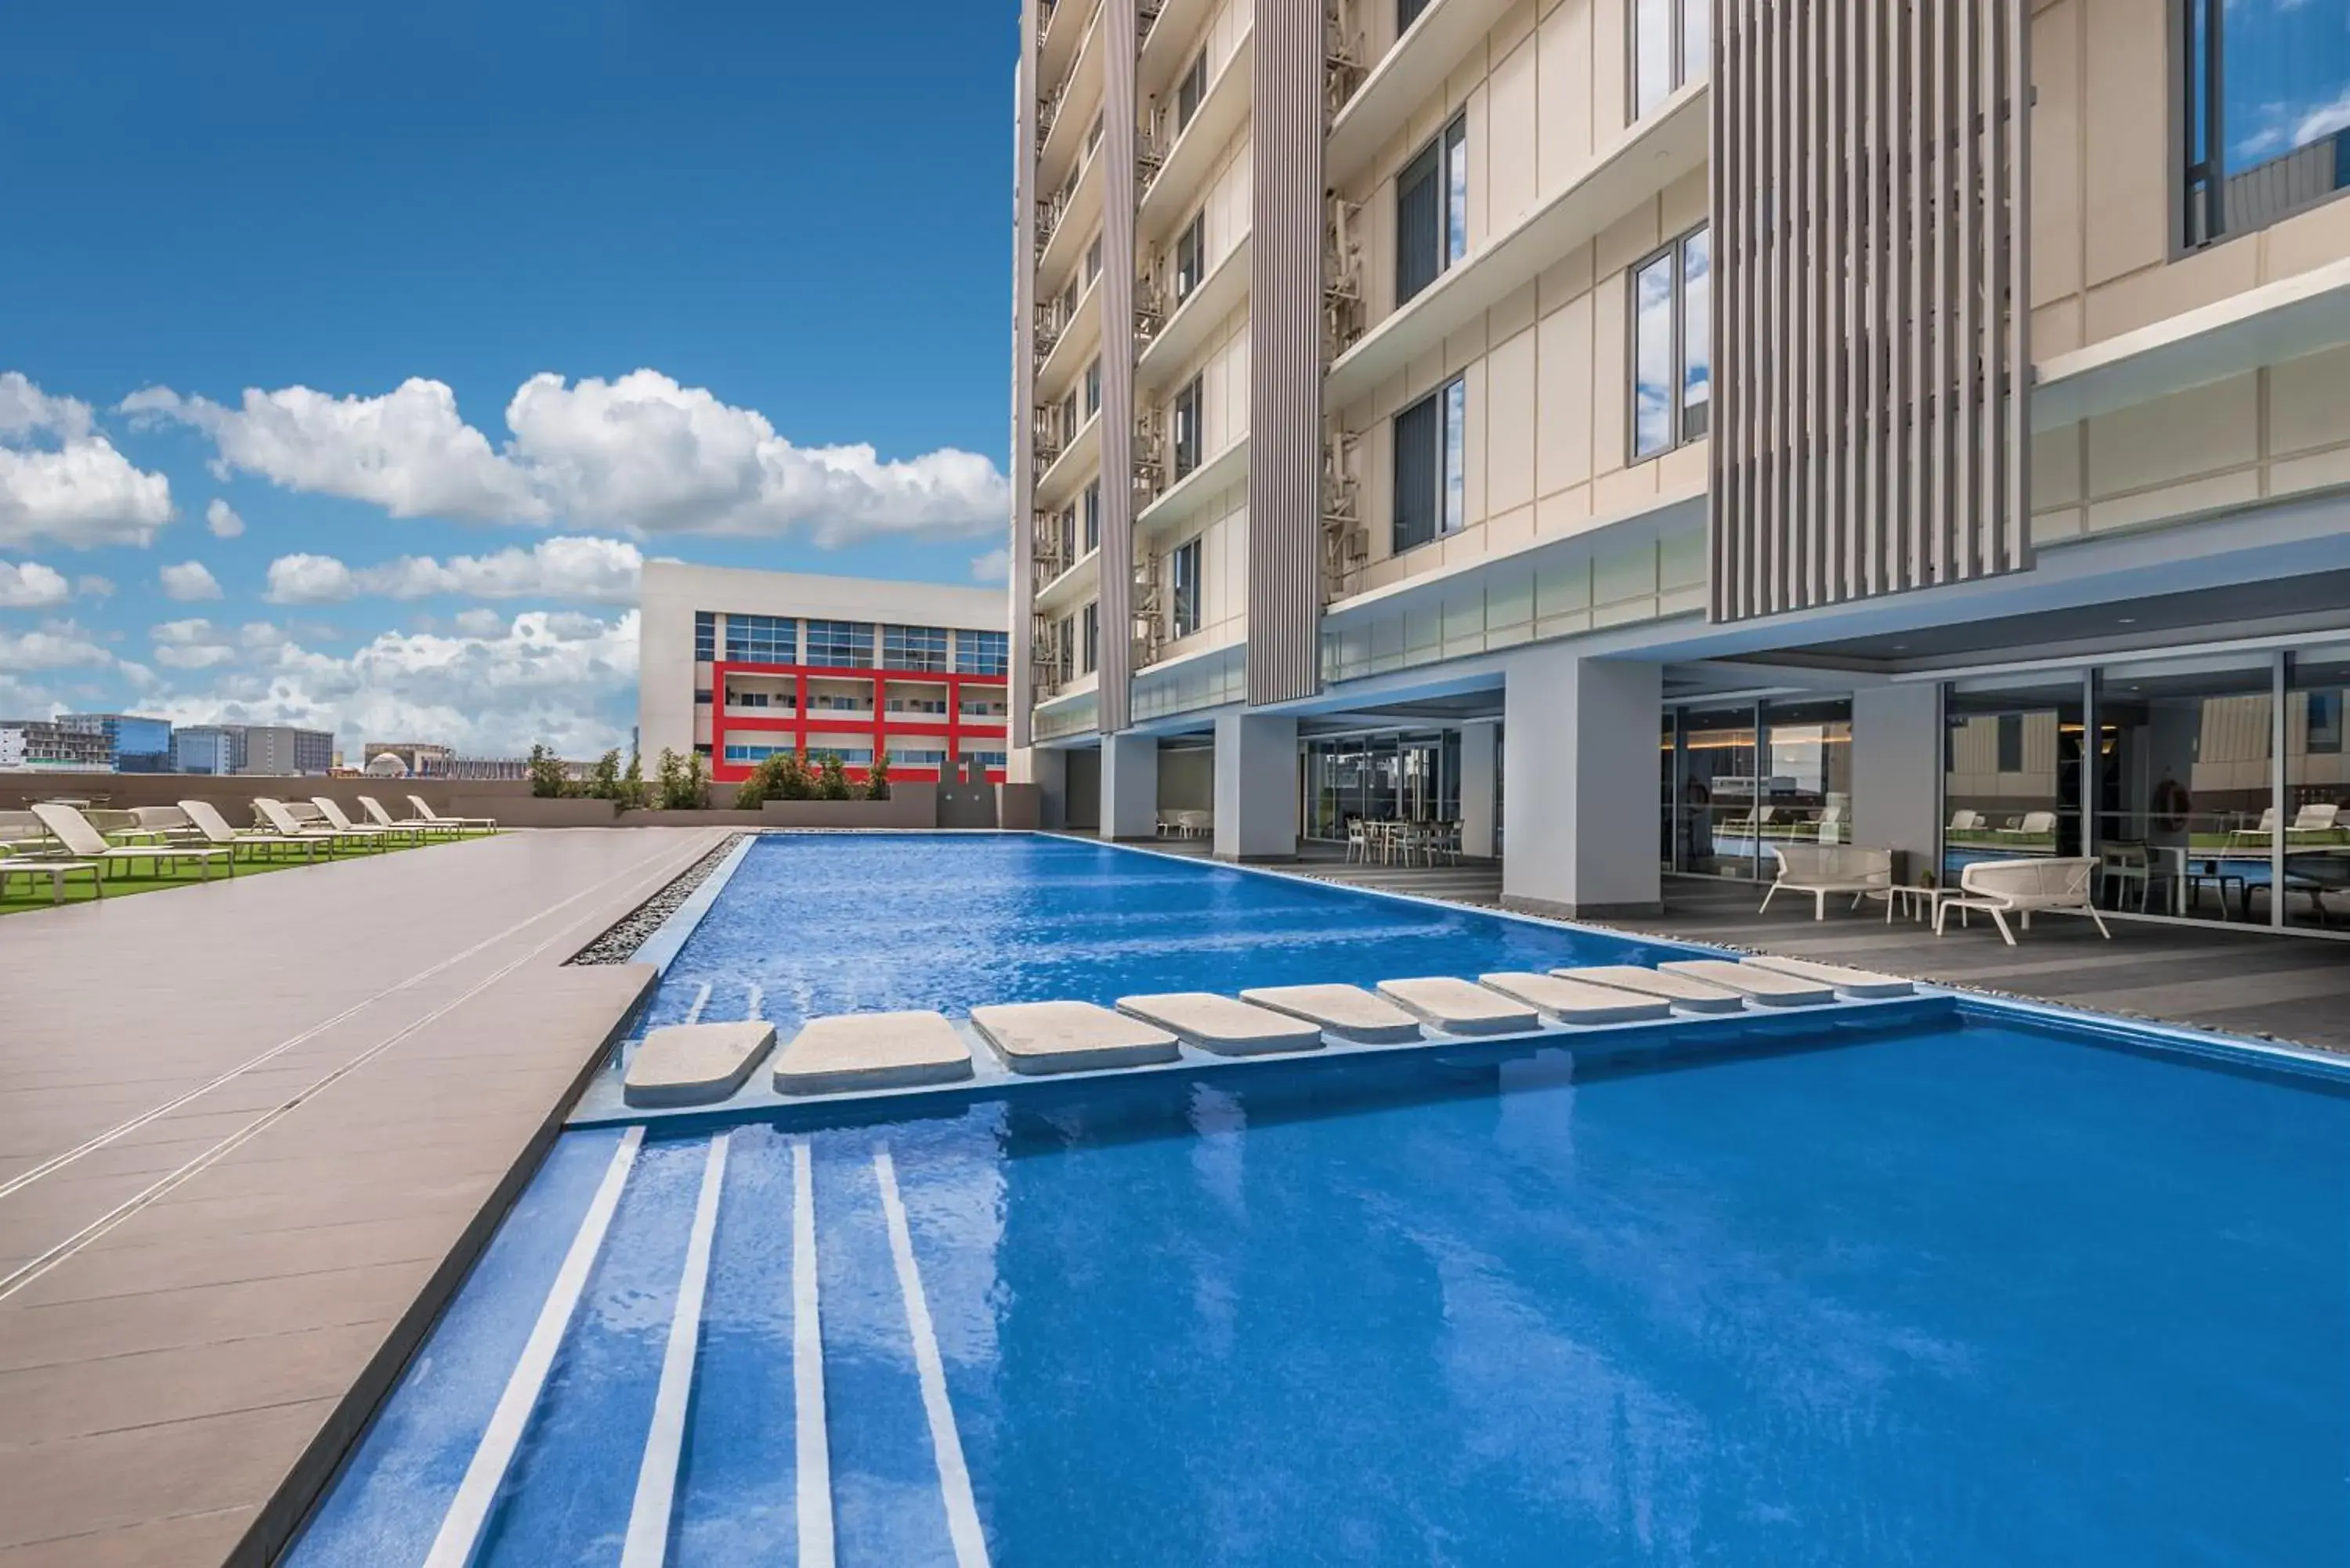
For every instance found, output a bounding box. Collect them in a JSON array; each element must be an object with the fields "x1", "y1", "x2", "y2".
[
  {"x1": 725, "y1": 742, "x2": 794, "y2": 766},
  {"x1": 1172, "y1": 375, "x2": 1204, "y2": 480},
  {"x1": 1398, "y1": 0, "x2": 1432, "y2": 34},
  {"x1": 725, "y1": 614, "x2": 797, "y2": 664},
  {"x1": 896, "y1": 748, "x2": 948, "y2": 766},
  {"x1": 1632, "y1": 0, "x2": 1708, "y2": 121},
  {"x1": 1085, "y1": 233, "x2": 1103, "y2": 284},
  {"x1": 694, "y1": 688, "x2": 712, "y2": 706},
  {"x1": 883, "y1": 624, "x2": 950, "y2": 672},
  {"x1": 2182, "y1": 0, "x2": 2350, "y2": 247},
  {"x1": 1059, "y1": 388, "x2": 1079, "y2": 442},
  {"x1": 1083, "y1": 356, "x2": 1102, "y2": 417},
  {"x1": 1629, "y1": 225, "x2": 1710, "y2": 461},
  {"x1": 1396, "y1": 115, "x2": 1467, "y2": 305},
  {"x1": 1055, "y1": 613, "x2": 1076, "y2": 683},
  {"x1": 963, "y1": 750, "x2": 1009, "y2": 769},
  {"x1": 957, "y1": 629, "x2": 1010, "y2": 676},
  {"x1": 1174, "y1": 212, "x2": 1206, "y2": 301},
  {"x1": 725, "y1": 687, "x2": 783, "y2": 709},
  {"x1": 1391, "y1": 375, "x2": 1466, "y2": 554},
  {"x1": 1177, "y1": 48, "x2": 1208, "y2": 131},
  {"x1": 1082, "y1": 479, "x2": 1101, "y2": 555},
  {"x1": 1995, "y1": 714, "x2": 2025, "y2": 774},
  {"x1": 1081, "y1": 602, "x2": 1100, "y2": 674},
  {"x1": 1171, "y1": 537, "x2": 1203, "y2": 638},
  {"x1": 804, "y1": 620, "x2": 874, "y2": 668},
  {"x1": 1083, "y1": 110, "x2": 1104, "y2": 158},
  {"x1": 692, "y1": 611, "x2": 715, "y2": 662},
  {"x1": 1058, "y1": 502, "x2": 1078, "y2": 567}
]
